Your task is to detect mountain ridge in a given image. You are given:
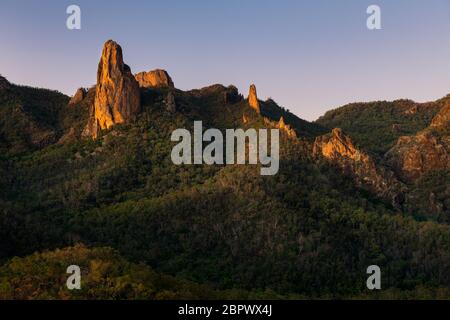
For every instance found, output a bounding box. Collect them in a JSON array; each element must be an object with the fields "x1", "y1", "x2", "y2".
[{"x1": 0, "y1": 40, "x2": 449, "y2": 299}]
